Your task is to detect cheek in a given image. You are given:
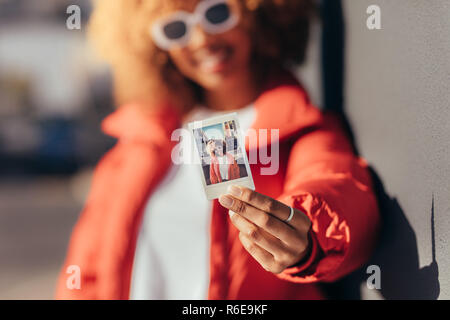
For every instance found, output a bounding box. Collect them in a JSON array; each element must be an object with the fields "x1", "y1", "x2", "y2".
[
  {"x1": 225, "y1": 28, "x2": 252, "y2": 64},
  {"x1": 168, "y1": 49, "x2": 196, "y2": 76}
]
